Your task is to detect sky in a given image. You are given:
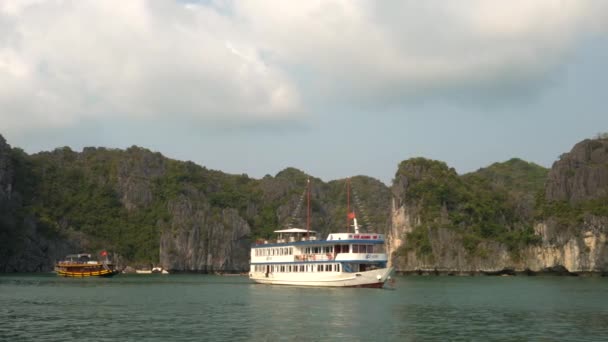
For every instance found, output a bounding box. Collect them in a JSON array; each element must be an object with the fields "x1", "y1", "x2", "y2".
[{"x1": 1, "y1": 0, "x2": 608, "y2": 184}]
